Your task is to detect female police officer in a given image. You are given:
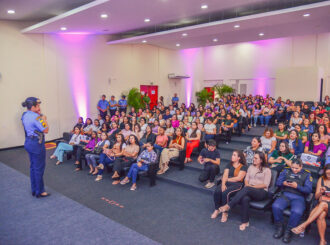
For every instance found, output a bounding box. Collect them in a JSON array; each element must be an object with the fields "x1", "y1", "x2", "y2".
[
  {"x1": 272, "y1": 158, "x2": 312, "y2": 243},
  {"x1": 21, "y1": 97, "x2": 50, "y2": 198}
]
